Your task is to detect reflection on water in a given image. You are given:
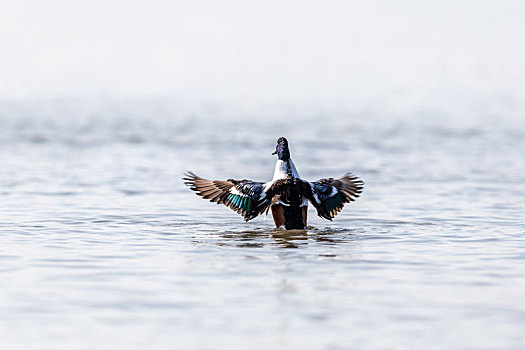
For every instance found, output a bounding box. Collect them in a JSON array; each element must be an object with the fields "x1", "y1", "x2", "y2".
[
  {"x1": 213, "y1": 227, "x2": 358, "y2": 249},
  {"x1": 271, "y1": 229, "x2": 309, "y2": 248},
  {"x1": 1, "y1": 104, "x2": 525, "y2": 349}
]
